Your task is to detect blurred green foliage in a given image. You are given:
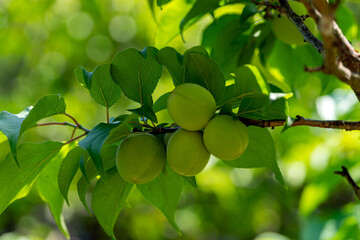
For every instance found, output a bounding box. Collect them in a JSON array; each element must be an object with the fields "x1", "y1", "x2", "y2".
[{"x1": 1, "y1": 0, "x2": 360, "y2": 239}]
